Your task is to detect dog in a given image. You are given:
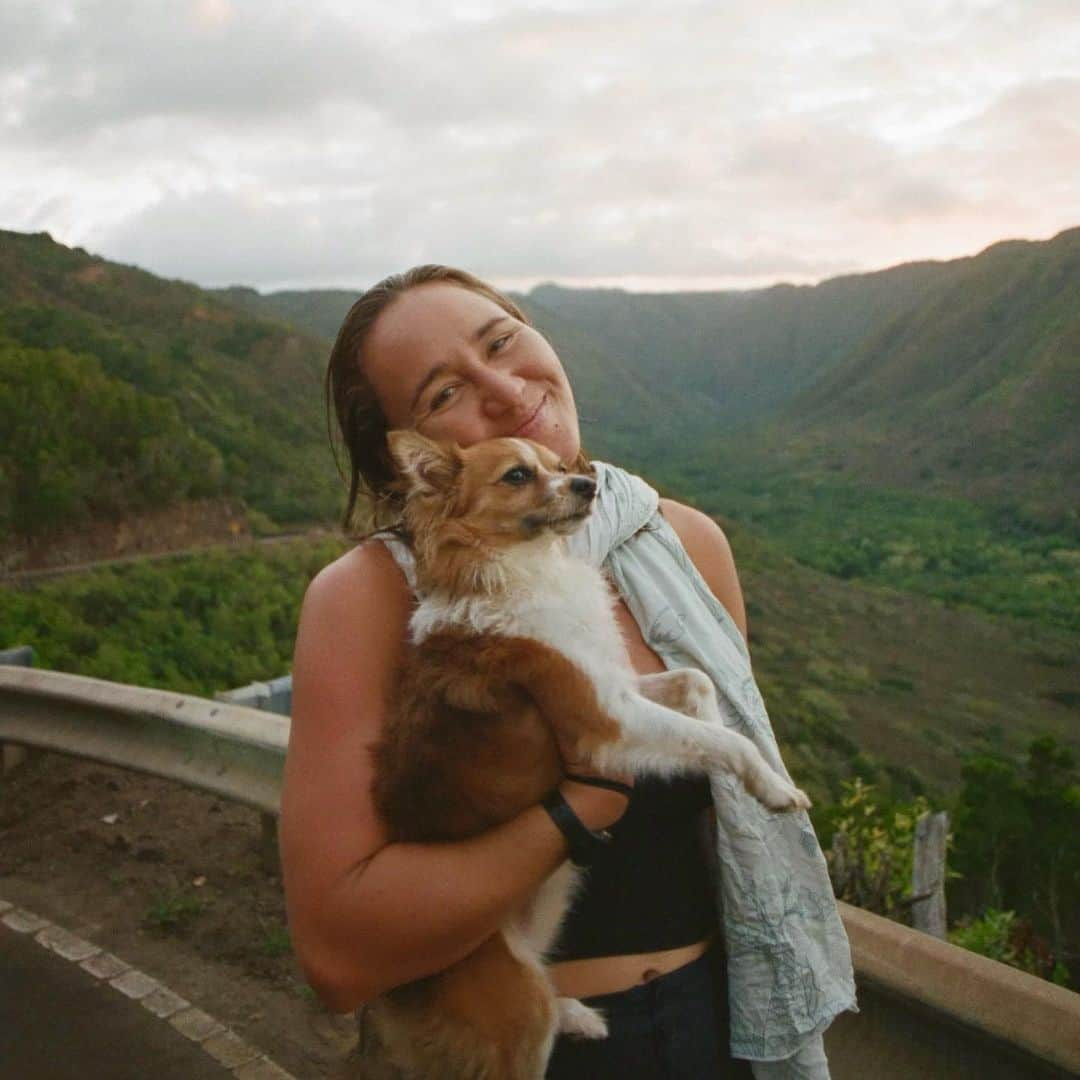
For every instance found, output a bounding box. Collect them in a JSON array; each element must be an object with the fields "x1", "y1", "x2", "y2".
[{"x1": 363, "y1": 432, "x2": 811, "y2": 1079}]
